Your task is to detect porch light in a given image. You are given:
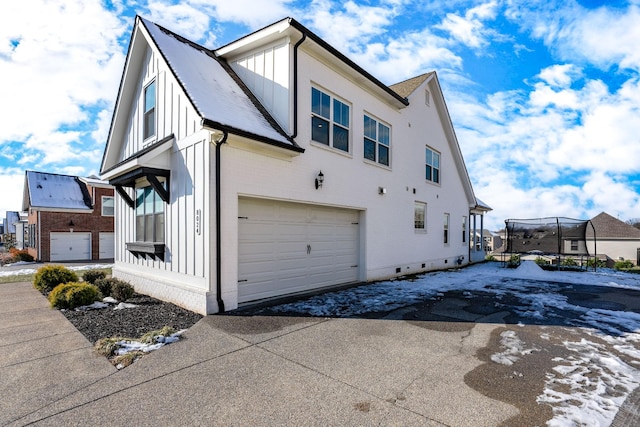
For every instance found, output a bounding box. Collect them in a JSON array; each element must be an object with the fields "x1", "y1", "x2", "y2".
[{"x1": 315, "y1": 170, "x2": 324, "y2": 189}]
